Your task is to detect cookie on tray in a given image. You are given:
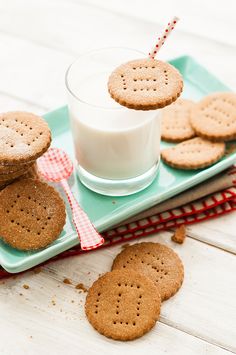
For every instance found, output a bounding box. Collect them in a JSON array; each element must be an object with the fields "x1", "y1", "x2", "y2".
[
  {"x1": 161, "y1": 98, "x2": 196, "y2": 142},
  {"x1": 161, "y1": 137, "x2": 225, "y2": 170},
  {"x1": 85, "y1": 270, "x2": 161, "y2": 341},
  {"x1": 112, "y1": 242, "x2": 184, "y2": 301},
  {"x1": 190, "y1": 92, "x2": 236, "y2": 141},
  {"x1": 0, "y1": 111, "x2": 51, "y2": 165},
  {"x1": 0, "y1": 178, "x2": 66, "y2": 250},
  {"x1": 108, "y1": 59, "x2": 183, "y2": 110}
]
